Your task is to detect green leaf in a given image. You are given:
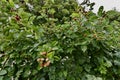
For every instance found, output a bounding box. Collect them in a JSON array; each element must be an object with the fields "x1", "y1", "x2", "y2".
[
  {"x1": 81, "y1": 41, "x2": 88, "y2": 45},
  {"x1": 24, "y1": 0, "x2": 28, "y2": 3},
  {"x1": 47, "y1": 52, "x2": 54, "y2": 63},
  {"x1": 9, "y1": 0, "x2": 14, "y2": 7},
  {"x1": 114, "y1": 60, "x2": 120, "y2": 66},
  {"x1": 105, "y1": 61, "x2": 112, "y2": 67},
  {"x1": 48, "y1": 9, "x2": 55, "y2": 14},
  {"x1": 99, "y1": 66, "x2": 107, "y2": 74},
  {"x1": 96, "y1": 77, "x2": 102, "y2": 80},
  {"x1": 0, "y1": 70, "x2": 7, "y2": 76},
  {"x1": 71, "y1": 13, "x2": 80, "y2": 18},
  {"x1": 54, "y1": 56, "x2": 60, "y2": 61},
  {"x1": 97, "y1": 6, "x2": 104, "y2": 16},
  {"x1": 86, "y1": 75, "x2": 96, "y2": 80},
  {"x1": 1, "y1": 0, "x2": 6, "y2": 2},
  {"x1": 52, "y1": 47, "x2": 58, "y2": 50},
  {"x1": 16, "y1": 69, "x2": 23, "y2": 78},
  {"x1": 51, "y1": 0, "x2": 54, "y2": 3},
  {"x1": 62, "y1": 9, "x2": 69, "y2": 15},
  {"x1": 0, "y1": 76, "x2": 4, "y2": 80},
  {"x1": 23, "y1": 68, "x2": 30, "y2": 78},
  {"x1": 84, "y1": 64, "x2": 91, "y2": 72},
  {"x1": 40, "y1": 78, "x2": 45, "y2": 80},
  {"x1": 81, "y1": 46, "x2": 87, "y2": 52},
  {"x1": 63, "y1": 71, "x2": 67, "y2": 77}
]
